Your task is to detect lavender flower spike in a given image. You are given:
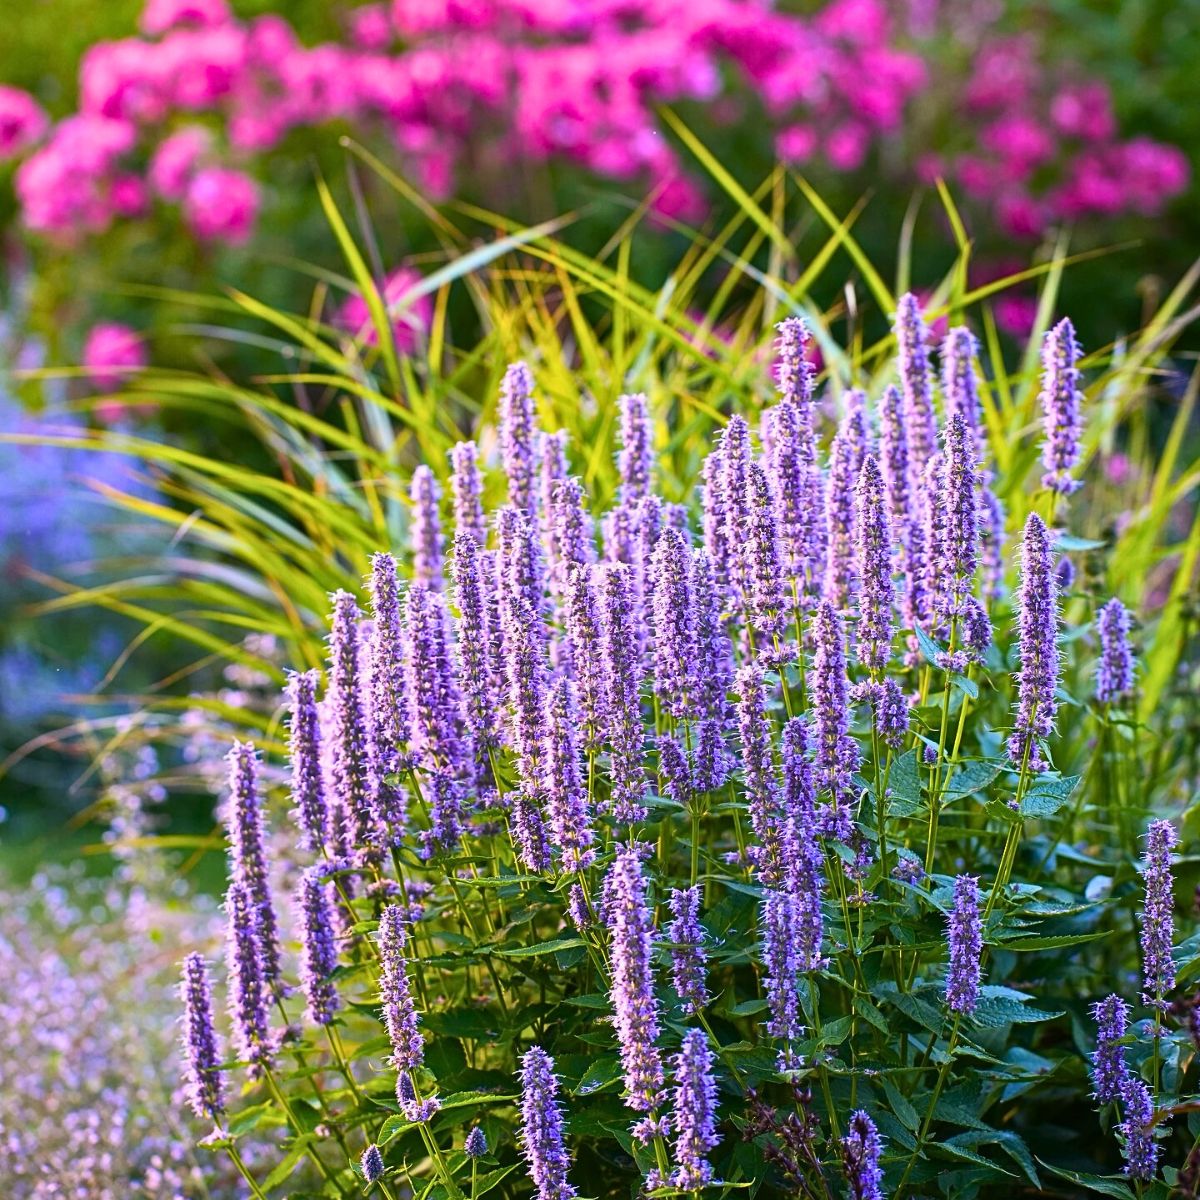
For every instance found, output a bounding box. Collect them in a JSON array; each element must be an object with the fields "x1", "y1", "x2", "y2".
[
  {"x1": 667, "y1": 887, "x2": 710, "y2": 1014},
  {"x1": 296, "y1": 868, "x2": 340, "y2": 1026},
  {"x1": 942, "y1": 326, "x2": 984, "y2": 462},
  {"x1": 823, "y1": 407, "x2": 867, "y2": 611},
  {"x1": 224, "y1": 879, "x2": 273, "y2": 1072},
  {"x1": 1039, "y1": 317, "x2": 1084, "y2": 495},
  {"x1": 1008, "y1": 513, "x2": 1059, "y2": 771},
  {"x1": 542, "y1": 676, "x2": 596, "y2": 871},
  {"x1": 368, "y1": 552, "x2": 410, "y2": 833},
  {"x1": 854, "y1": 454, "x2": 895, "y2": 669},
  {"x1": 180, "y1": 953, "x2": 225, "y2": 1123},
  {"x1": 378, "y1": 904, "x2": 425, "y2": 1072},
  {"x1": 747, "y1": 461, "x2": 788, "y2": 642},
  {"x1": 600, "y1": 564, "x2": 648, "y2": 824},
  {"x1": 519, "y1": 1047, "x2": 577, "y2": 1200},
  {"x1": 651, "y1": 527, "x2": 697, "y2": 718},
  {"x1": 361, "y1": 1144, "x2": 385, "y2": 1184},
  {"x1": 465, "y1": 1126, "x2": 488, "y2": 1158},
  {"x1": 226, "y1": 741, "x2": 281, "y2": 984},
  {"x1": 617, "y1": 391, "x2": 654, "y2": 505},
  {"x1": 894, "y1": 292, "x2": 938, "y2": 470},
  {"x1": 449, "y1": 439, "x2": 488, "y2": 549},
  {"x1": 735, "y1": 663, "x2": 784, "y2": 882},
  {"x1": 780, "y1": 718, "x2": 825, "y2": 968},
  {"x1": 811, "y1": 600, "x2": 860, "y2": 803},
  {"x1": 1091, "y1": 994, "x2": 1131, "y2": 1104},
  {"x1": 286, "y1": 669, "x2": 328, "y2": 853},
  {"x1": 936, "y1": 412, "x2": 979, "y2": 623},
  {"x1": 1140, "y1": 819, "x2": 1178, "y2": 1007},
  {"x1": 841, "y1": 1111, "x2": 884, "y2": 1200},
  {"x1": 1096, "y1": 597, "x2": 1134, "y2": 704},
  {"x1": 945, "y1": 874, "x2": 982, "y2": 1015},
  {"x1": 452, "y1": 532, "x2": 502, "y2": 753},
  {"x1": 762, "y1": 888, "x2": 803, "y2": 1068},
  {"x1": 1118, "y1": 1077, "x2": 1159, "y2": 1181},
  {"x1": 879, "y1": 382, "x2": 912, "y2": 543},
  {"x1": 410, "y1": 464, "x2": 445, "y2": 590},
  {"x1": 603, "y1": 845, "x2": 665, "y2": 1110},
  {"x1": 671, "y1": 1029, "x2": 721, "y2": 1191},
  {"x1": 500, "y1": 361, "x2": 539, "y2": 513},
  {"x1": 563, "y1": 563, "x2": 605, "y2": 747}
]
